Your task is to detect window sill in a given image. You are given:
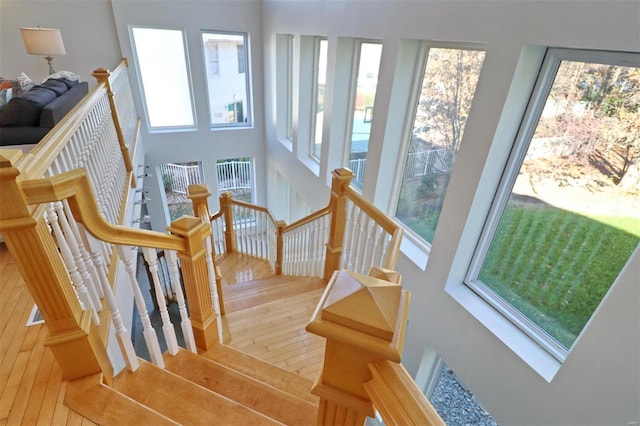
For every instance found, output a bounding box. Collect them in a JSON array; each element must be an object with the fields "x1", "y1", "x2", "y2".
[
  {"x1": 399, "y1": 230, "x2": 429, "y2": 271},
  {"x1": 445, "y1": 281, "x2": 562, "y2": 382},
  {"x1": 298, "y1": 155, "x2": 320, "y2": 177},
  {"x1": 277, "y1": 137, "x2": 293, "y2": 152},
  {"x1": 210, "y1": 124, "x2": 254, "y2": 132}
]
